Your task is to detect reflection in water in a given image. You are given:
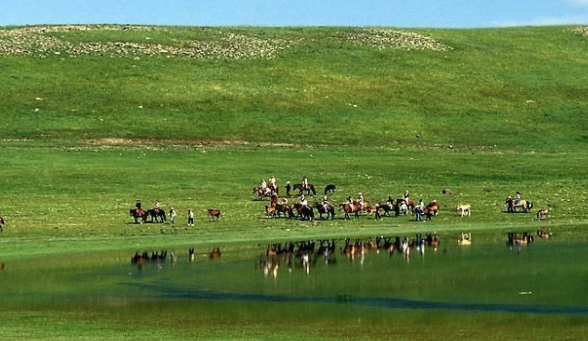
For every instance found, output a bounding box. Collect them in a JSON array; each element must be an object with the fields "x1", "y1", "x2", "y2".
[{"x1": 258, "y1": 235, "x2": 441, "y2": 277}]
